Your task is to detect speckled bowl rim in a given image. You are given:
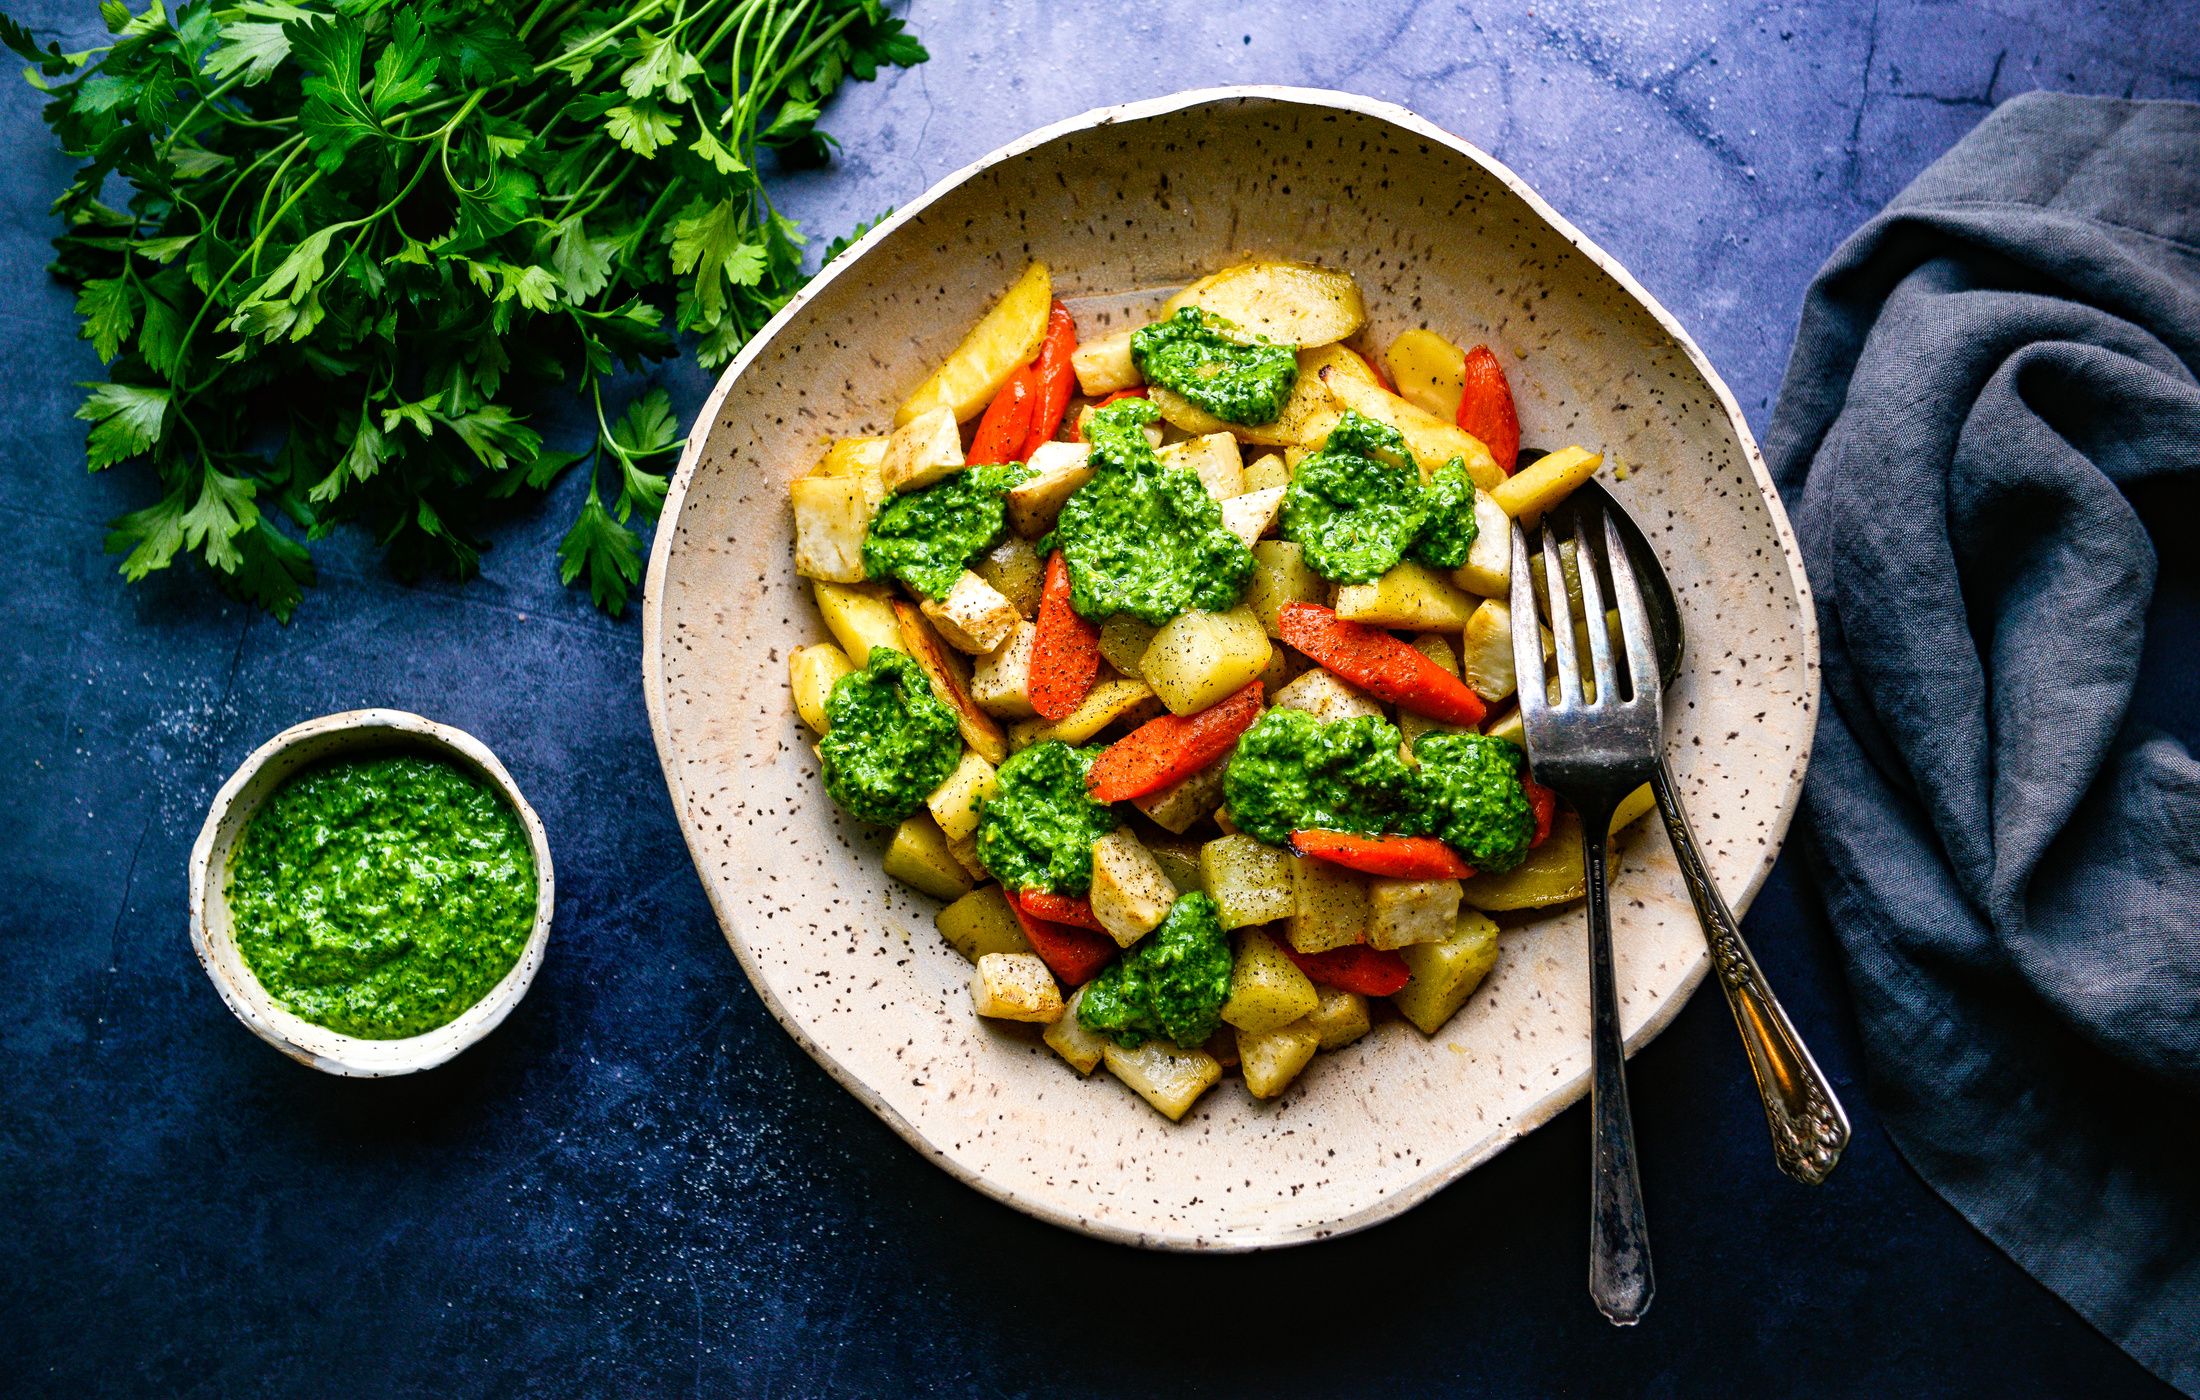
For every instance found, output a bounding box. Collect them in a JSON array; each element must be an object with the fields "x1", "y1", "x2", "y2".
[
  {"x1": 641, "y1": 85, "x2": 1819, "y2": 1249},
  {"x1": 187, "y1": 708, "x2": 556, "y2": 1077}
]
